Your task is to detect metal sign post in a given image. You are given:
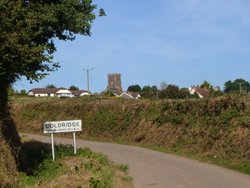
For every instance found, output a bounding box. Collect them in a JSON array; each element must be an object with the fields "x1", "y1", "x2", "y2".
[
  {"x1": 73, "y1": 132, "x2": 77, "y2": 155},
  {"x1": 51, "y1": 133, "x2": 55, "y2": 161},
  {"x1": 43, "y1": 120, "x2": 82, "y2": 161}
]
